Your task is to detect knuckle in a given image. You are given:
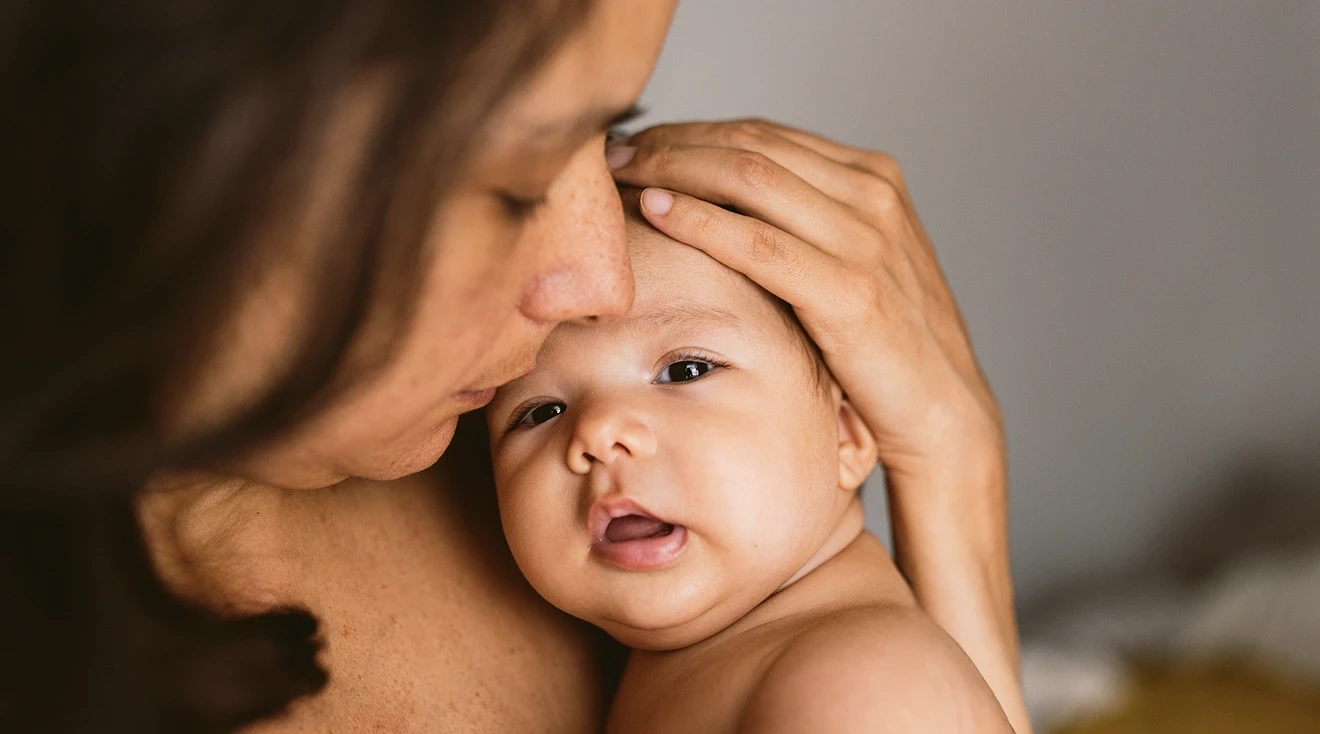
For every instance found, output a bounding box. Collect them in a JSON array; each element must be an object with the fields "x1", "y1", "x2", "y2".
[
  {"x1": 746, "y1": 223, "x2": 784, "y2": 263},
  {"x1": 830, "y1": 298, "x2": 870, "y2": 338},
  {"x1": 723, "y1": 119, "x2": 775, "y2": 150},
  {"x1": 688, "y1": 205, "x2": 721, "y2": 237},
  {"x1": 644, "y1": 144, "x2": 679, "y2": 175},
  {"x1": 731, "y1": 150, "x2": 778, "y2": 190},
  {"x1": 867, "y1": 151, "x2": 903, "y2": 181},
  {"x1": 871, "y1": 150, "x2": 902, "y2": 176},
  {"x1": 862, "y1": 174, "x2": 902, "y2": 213},
  {"x1": 846, "y1": 272, "x2": 883, "y2": 317}
]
